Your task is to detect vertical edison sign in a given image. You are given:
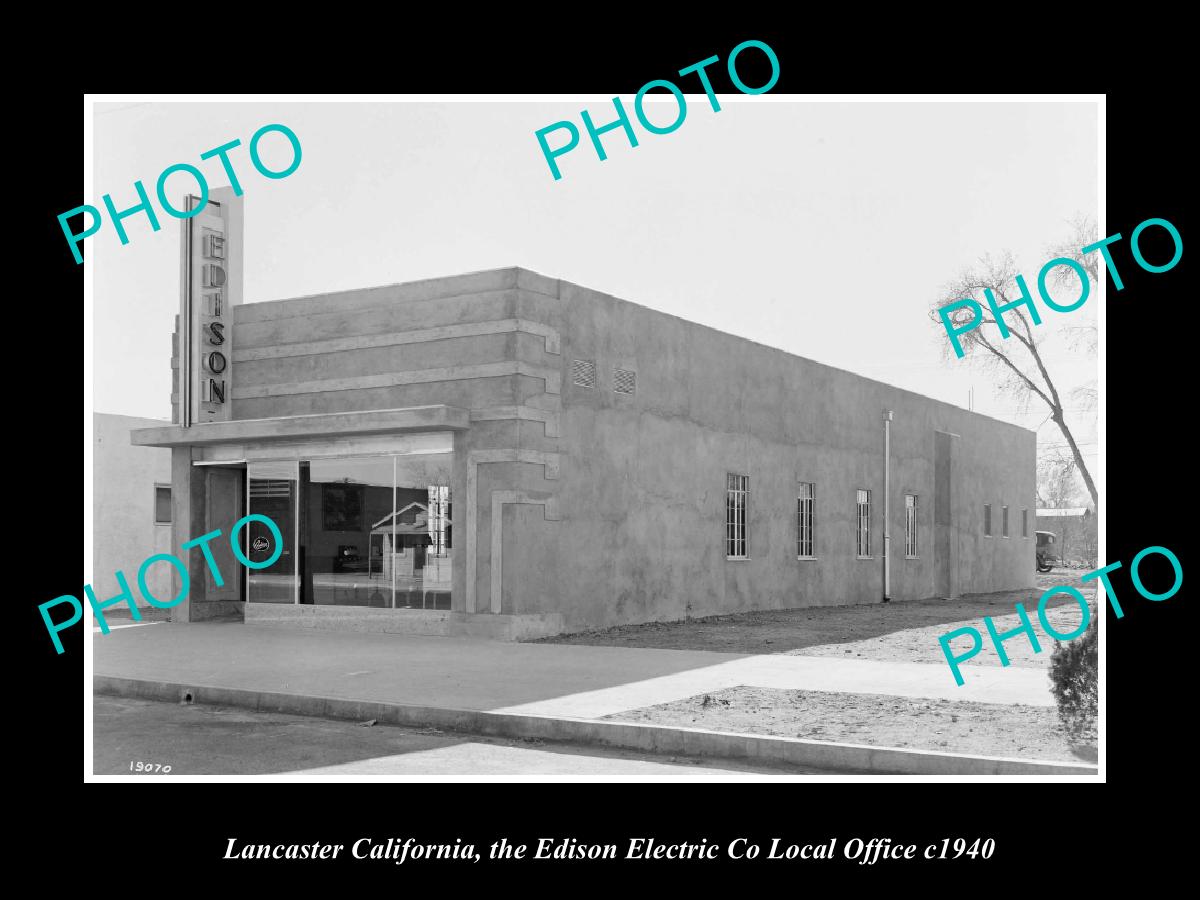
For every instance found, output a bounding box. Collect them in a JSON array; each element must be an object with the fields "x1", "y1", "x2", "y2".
[{"x1": 180, "y1": 187, "x2": 242, "y2": 425}]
